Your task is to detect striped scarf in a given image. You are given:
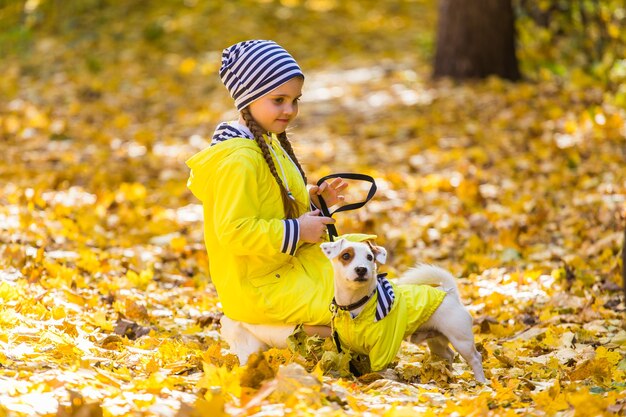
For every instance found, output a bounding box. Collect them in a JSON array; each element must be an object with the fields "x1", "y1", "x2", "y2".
[
  {"x1": 210, "y1": 121, "x2": 253, "y2": 146},
  {"x1": 375, "y1": 273, "x2": 395, "y2": 321}
]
